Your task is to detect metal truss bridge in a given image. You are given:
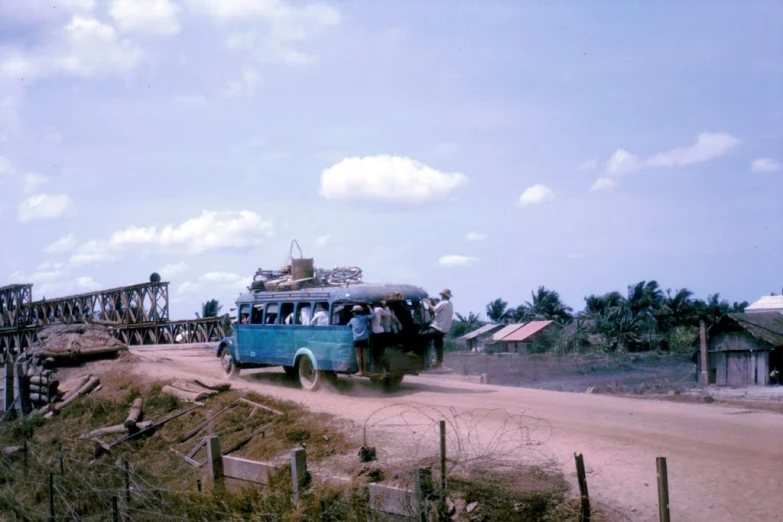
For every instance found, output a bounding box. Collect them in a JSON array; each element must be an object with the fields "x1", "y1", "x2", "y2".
[{"x1": 0, "y1": 281, "x2": 230, "y2": 359}]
